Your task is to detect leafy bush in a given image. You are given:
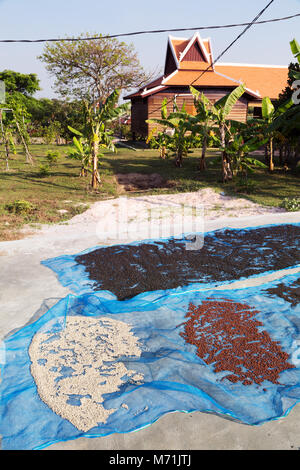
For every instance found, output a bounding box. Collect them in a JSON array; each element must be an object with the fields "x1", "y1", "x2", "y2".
[
  {"x1": 43, "y1": 121, "x2": 62, "y2": 145},
  {"x1": 234, "y1": 178, "x2": 257, "y2": 194},
  {"x1": 5, "y1": 200, "x2": 35, "y2": 215},
  {"x1": 46, "y1": 150, "x2": 59, "y2": 165},
  {"x1": 189, "y1": 135, "x2": 203, "y2": 149},
  {"x1": 39, "y1": 163, "x2": 51, "y2": 177},
  {"x1": 147, "y1": 136, "x2": 159, "y2": 149},
  {"x1": 280, "y1": 197, "x2": 300, "y2": 212}
]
